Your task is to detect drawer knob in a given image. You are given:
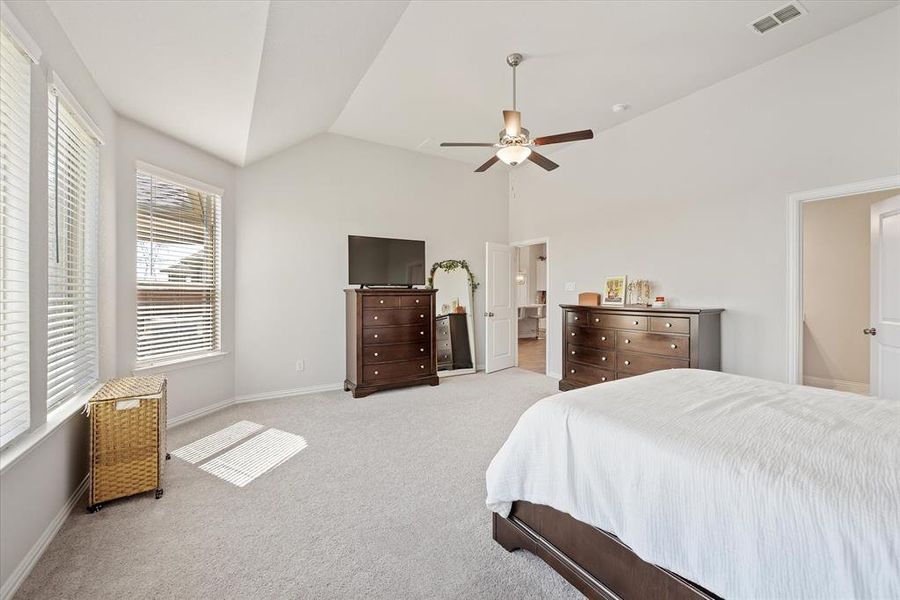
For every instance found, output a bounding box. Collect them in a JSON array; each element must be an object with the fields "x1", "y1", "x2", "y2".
[
  {"x1": 420, "y1": 314, "x2": 424, "y2": 318},
  {"x1": 632, "y1": 320, "x2": 639, "y2": 325},
  {"x1": 601, "y1": 336, "x2": 607, "y2": 341},
  {"x1": 624, "y1": 339, "x2": 631, "y2": 344},
  {"x1": 670, "y1": 344, "x2": 677, "y2": 349},
  {"x1": 594, "y1": 317, "x2": 600, "y2": 323},
  {"x1": 379, "y1": 300, "x2": 384, "y2": 304},
  {"x1": 624, "y1": 360, "x2": 631, "y2": 365},
  {"x1": 420, "y1": 365, "x2": 425, "y2": 369},
  {"x1": 665, "y1": 322, "x2": 672, "y2": 328},
  {"x1": 570, "y1": 369, "x2": 576, "y2": 374},
  {"x1": 601, "y1": 356, "x2": 607, "y2": 361},
  {"x1": 374, "y1": 370, "x2": 379, "y2": 375},
  {"x1": 570, "y1": 350, "x2": 575, "y2": 355},
  {"x1": 374, "y1": 352, "x2": 379, "y2": 357},
  {"x1": 601, "y1": 376, "x2": 607, "y2": 382},
  {"x1": 574, "y1": 316, "x2": 579, "y2": 321},
  {"x1": 420, "y1": 348, "x2": 425, "y2": 352},
  {"x1": 374, "y1": 316, "x2": 379, "y2": 320},
  {"x1": 373, "y1": 334, "x2": 379, "y2": 339},
  {"x1": 571, "y1": 332, "x2": 576, "y2": 337},
  {"x1": 420, "y1": 331, "x2": 425, "y2": 335},
  {"x1": 415, "y1": 299, "x2": 420, "y2": 304}
]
